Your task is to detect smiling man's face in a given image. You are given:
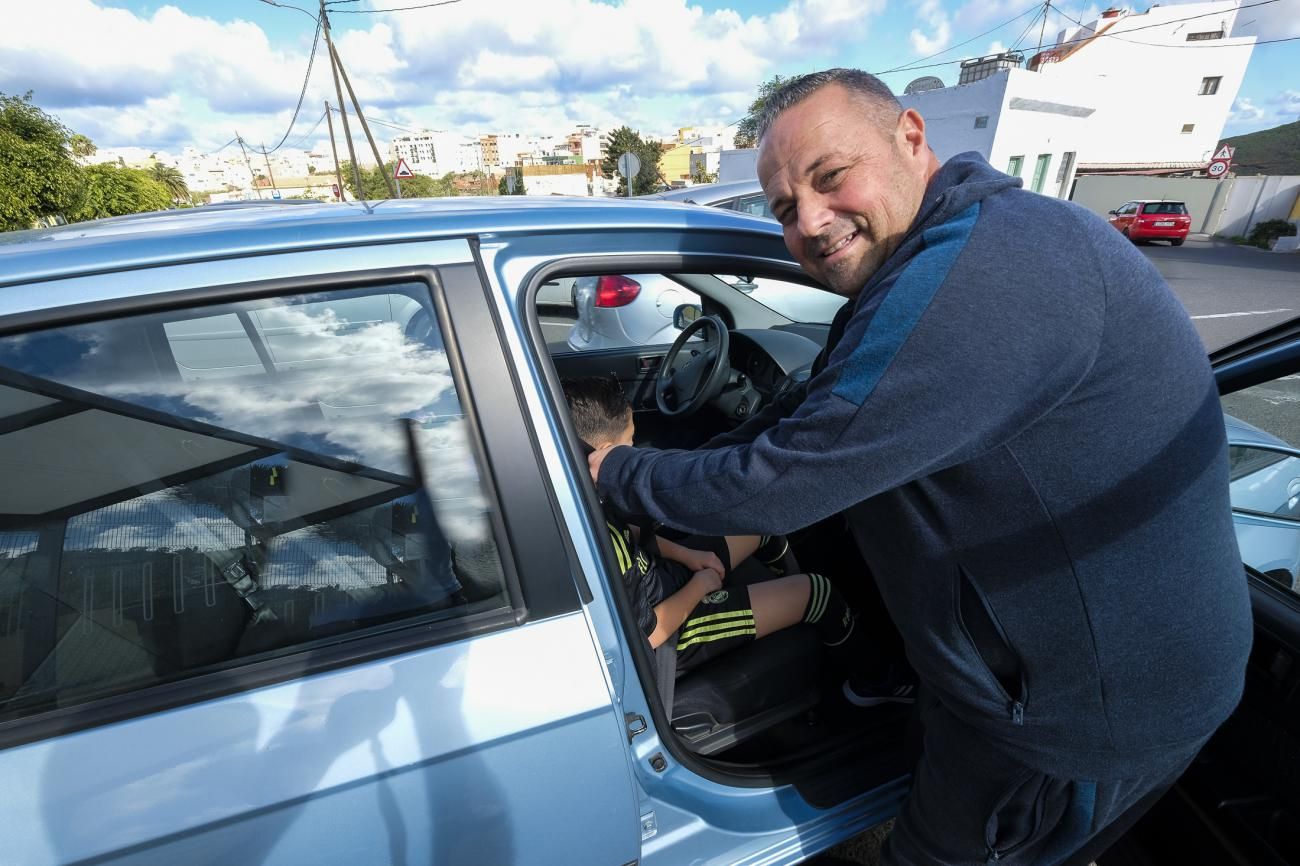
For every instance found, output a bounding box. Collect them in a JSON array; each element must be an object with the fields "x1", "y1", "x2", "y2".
[{"x1": 758, "y1": 84, "x2": 938, "y2": 297}]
